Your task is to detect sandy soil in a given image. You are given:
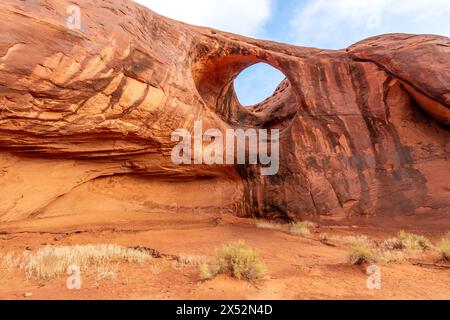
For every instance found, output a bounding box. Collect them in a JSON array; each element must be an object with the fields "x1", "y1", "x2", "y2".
[{"x1": 0, "y1": 212, "x2": 449, "y2": 300}]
